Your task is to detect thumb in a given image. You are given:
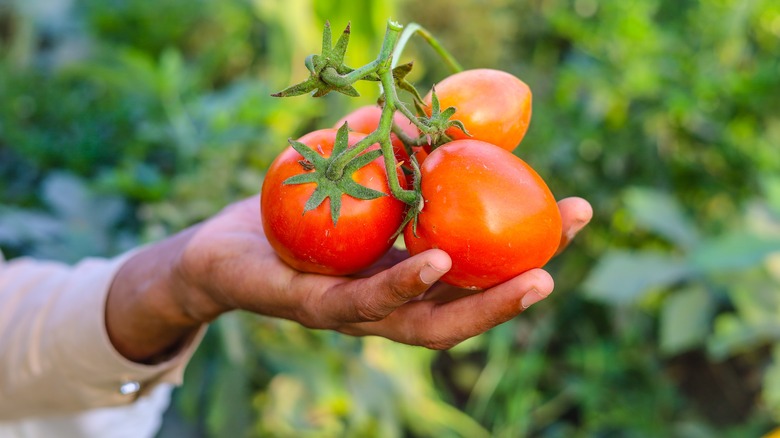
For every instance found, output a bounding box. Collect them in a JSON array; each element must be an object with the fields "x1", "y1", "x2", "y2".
[{"x1": 320, "y1": 249, "x2": 452, "y2": 323}]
